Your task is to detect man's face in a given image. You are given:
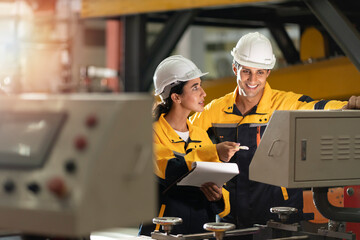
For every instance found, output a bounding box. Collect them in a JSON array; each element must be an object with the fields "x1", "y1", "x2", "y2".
[{"x1": 237, "y1": 66, "x2": 270, "y2": 99}]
